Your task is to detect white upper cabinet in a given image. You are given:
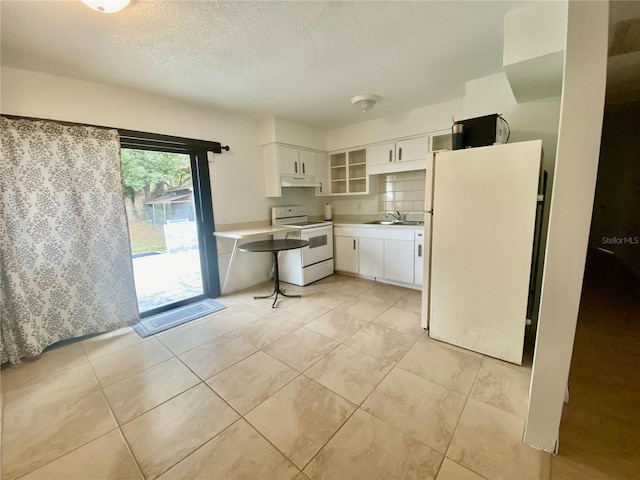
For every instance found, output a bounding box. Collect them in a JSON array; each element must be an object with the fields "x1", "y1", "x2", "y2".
[
  {"x1": 367, "y1": 142, "x2": 395, "y2": 167},
  {"x1": 298, "y1": 149, "x2": 317, "y2": 176},
  {"x1": 430, "y1": 129, "x2": 452, "y2": 152},
  {"x1": 316, "y1": 152, "x2": 329, "y2": 195},
  {"x1": 367, "y1": 135, "x2": 430, "y2": 175},
  {"x1": 263, "y1": 143, "x2": 323, "y2": 197},
  {"x1": 278, "y1": 145, "x2": 300, "y2": 176},
  {"x1": 329, "y1": 148, "x2": 369, "y2": 195},
  {"x1": 278, "y1": 145, "x2": 316, "y2": 176},
  {"x1": 396, "y1": 136, "x2": 430, "y2": 163}
]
